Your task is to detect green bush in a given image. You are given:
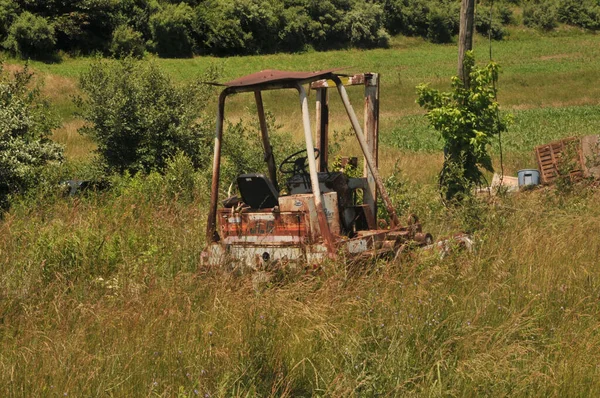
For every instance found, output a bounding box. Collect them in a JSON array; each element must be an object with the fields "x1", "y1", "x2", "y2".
[
  {"x1": 558, "y1": 0, "x2": 600, "y2": 31},
  {"x1": 343, "y1": 2, "x2": 389, "y2": 48},
  {"x1": 426, "y1": 3, "x2": 459, "y2": 44},
  {"x1": 523, "y1": 0, "x2": 559, "y2": 30},
  {"x1": 110, "y1": 25, "x2": 145, "y2": 59},
  {"x1": 475, "y1": 10, "x2": 507, "y2": 40},
  {"x1": 0, "y1": 0, "x2": 19, "y2": 40},
  {"x1": 193, "y1": 1, "x2": 247, "y2": 55},
  {"x1": 76, "y1": 58, "x2": 216, "y2": 174},
  {"x1": 0, "y1": 64, "x2": 63, "y2": 209},
  {"x1": 4, "y1": 12, "x2": 56, "y2": 59},
  {"x1": 149, "y1": 3, "x2": 194, "y2": 57},
  {"x1": 231, "y1": 0, "x2": 282, "y2": 54}
]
